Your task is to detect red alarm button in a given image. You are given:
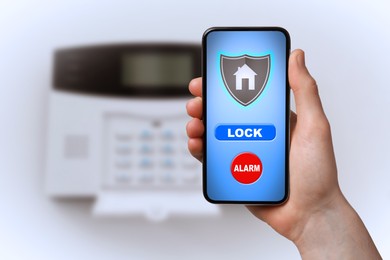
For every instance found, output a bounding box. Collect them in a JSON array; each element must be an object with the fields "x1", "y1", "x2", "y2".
[{"x1": 231, "y1": 152, "x2": 263, "y2": 184}]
